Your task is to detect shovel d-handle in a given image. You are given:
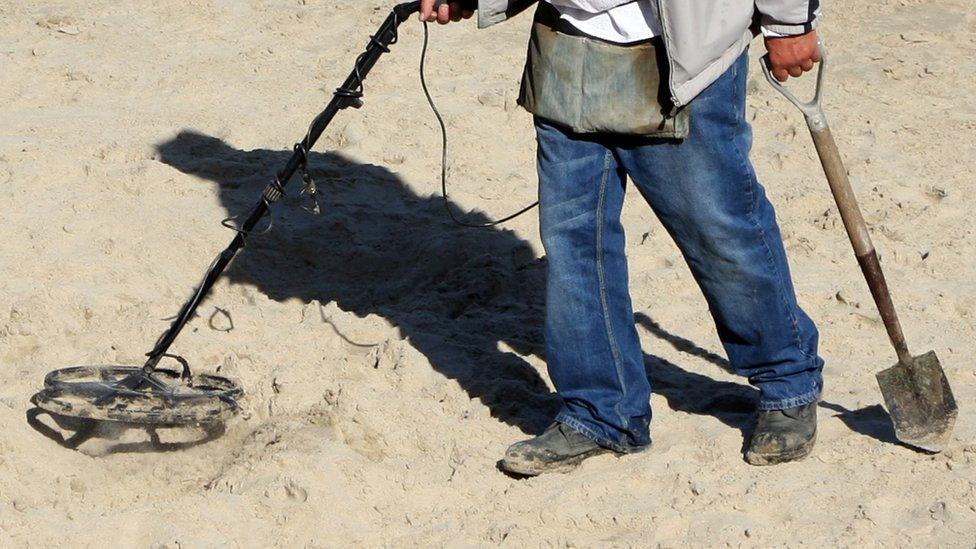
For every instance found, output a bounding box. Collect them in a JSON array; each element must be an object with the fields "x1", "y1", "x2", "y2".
[
  {"x1": 140, "y1": 1, "x2": 422, "y2": 373},
  {"x1": 761, "y1": 43, "x2": 914, "y2": 367}
]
